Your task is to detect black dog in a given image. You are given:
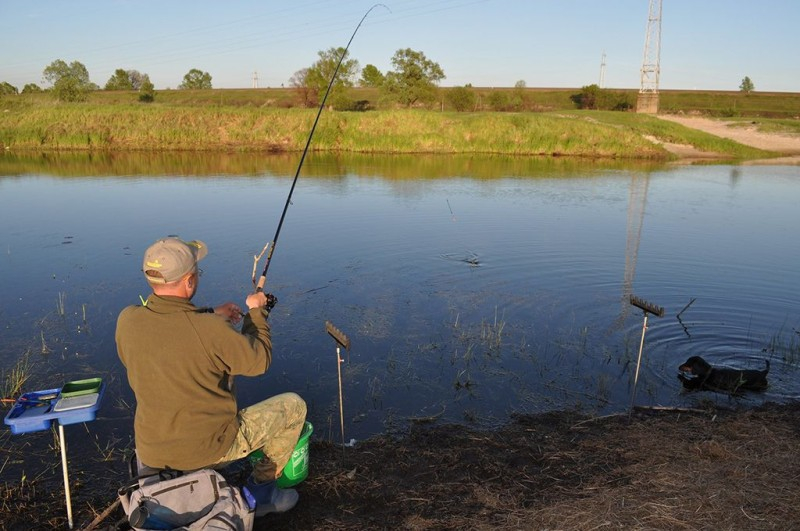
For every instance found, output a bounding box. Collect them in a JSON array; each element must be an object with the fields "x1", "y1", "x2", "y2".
[{"x1": 678, "y1": 355, "x2": 769, "y2": 393}]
